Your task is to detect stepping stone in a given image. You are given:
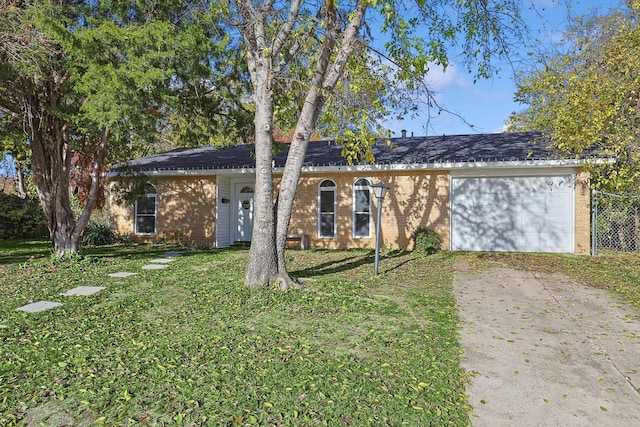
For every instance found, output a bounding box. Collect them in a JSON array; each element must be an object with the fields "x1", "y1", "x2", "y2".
[
  {"x1": 17, "y1": 301, "x2": 63, "y2": 313},
  {"x1": 108, "y1": 272, "x2": 137, "y2": 278},
  {"x1": 149, "y1": 258, "x2": 175, "y2": 264},
  {"x1": 61, "y1": 286, "x2": 106, "y2": 296},
  {"x1": 161, "y1": 251, "x2": 182, "y2": 257},
  {"x1": 142, "y1": 264, "x2": 168, "y2": 270}
]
